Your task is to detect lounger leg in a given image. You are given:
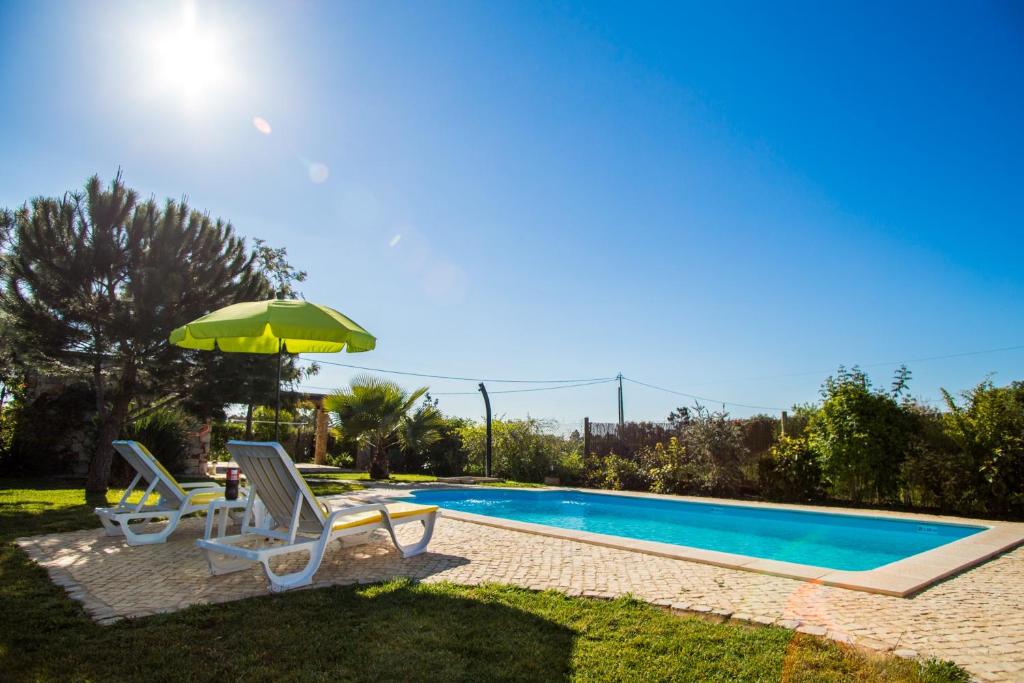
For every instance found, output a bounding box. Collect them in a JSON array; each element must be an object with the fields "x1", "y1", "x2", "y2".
[
  {"x1": 97, "y1": 514, "x2": 123, "y2": 537},
  {"x1": 119, "y1": 511, "x2": 182, "y2": 546},
  {"x1": 260, "y1": 536, "x2": 332, "y2": 592},
  {"x1": 383, "y1": 513, "x2": 438, "y2": 558}
]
